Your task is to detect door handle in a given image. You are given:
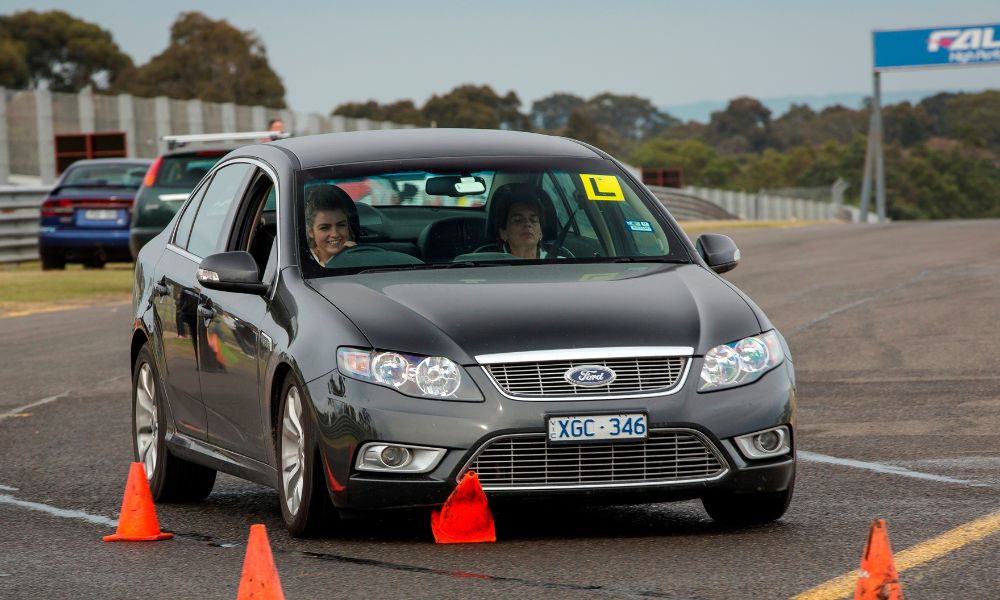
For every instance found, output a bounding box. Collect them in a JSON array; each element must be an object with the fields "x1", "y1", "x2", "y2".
[{"x1": 152, "y1": 278, "x2": 167, "y2": 297}]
